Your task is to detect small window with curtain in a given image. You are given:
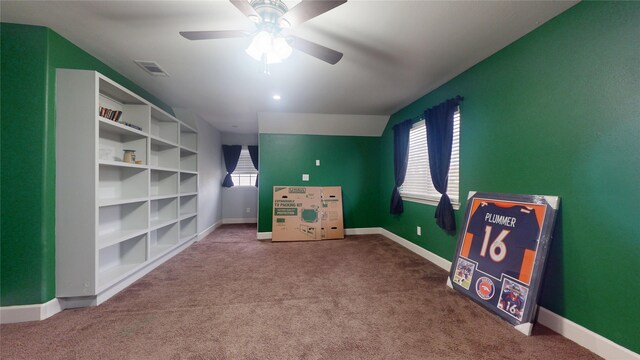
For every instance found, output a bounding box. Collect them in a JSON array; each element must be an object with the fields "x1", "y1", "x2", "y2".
[
  {"x1": 400, "y1": 108, "x2": 460, "y2": 208},
  {"x1": 231, "y1": 146, "x2": 258, "y2": 186}
]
